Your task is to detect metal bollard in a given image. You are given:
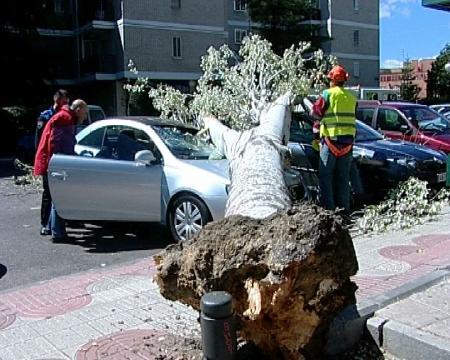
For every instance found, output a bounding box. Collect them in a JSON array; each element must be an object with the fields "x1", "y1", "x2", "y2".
[{"x1": 200, "y1": 291, "x2": 237, "y2": 360}]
